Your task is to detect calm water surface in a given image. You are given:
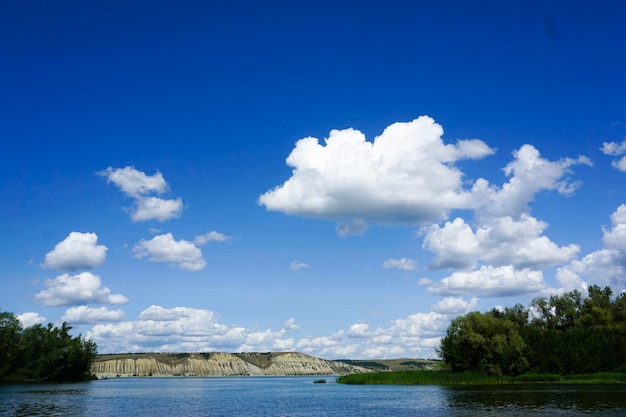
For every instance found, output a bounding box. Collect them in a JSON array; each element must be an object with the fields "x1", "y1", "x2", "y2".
[{"x1": 1, "y1": 376, "x2": 626, "y2": 416}]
